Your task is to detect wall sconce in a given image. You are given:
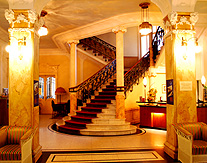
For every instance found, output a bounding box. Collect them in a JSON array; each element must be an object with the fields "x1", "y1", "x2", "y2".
[
  {"x1": 38, "y1": 10, "x2": 48, "y2": 37},
  {"x1": 5, "y1": 36, "x2": 27, "y2": 60},
  {"x1": 139, "y1": 2, "x2": 152, "y2": 35},
  {"x1": 181, "y1": 37, "x2": 202, "y2": 60}
]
